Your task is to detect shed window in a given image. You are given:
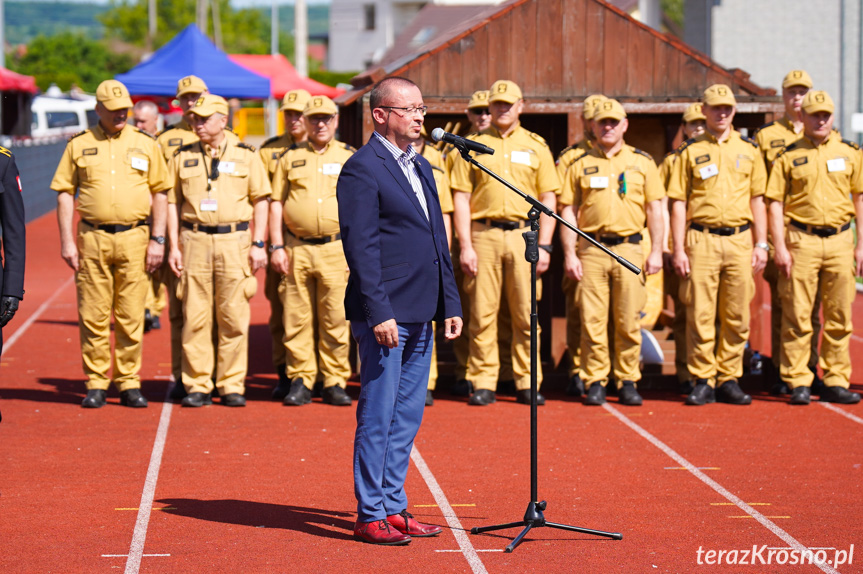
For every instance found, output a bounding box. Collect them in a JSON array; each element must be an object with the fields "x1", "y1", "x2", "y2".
[{"x1": 363, "y1": 4, "x2": 376, "y2": 30}]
